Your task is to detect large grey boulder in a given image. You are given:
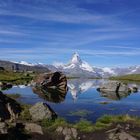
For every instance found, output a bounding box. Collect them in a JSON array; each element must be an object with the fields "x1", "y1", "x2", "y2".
[{"x1": 29, "y1": 102, "x2": 57, "y2": 121}]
